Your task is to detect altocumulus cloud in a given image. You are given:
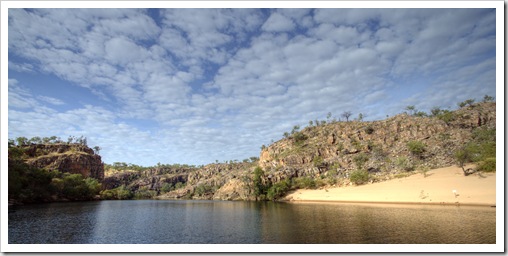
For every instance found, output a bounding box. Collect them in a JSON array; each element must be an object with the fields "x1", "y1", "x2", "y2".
[{"x1": 6, "y1": 7, "x2": 497, "y2": 166}]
